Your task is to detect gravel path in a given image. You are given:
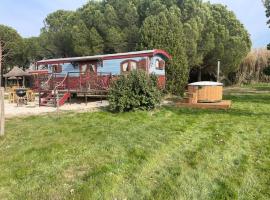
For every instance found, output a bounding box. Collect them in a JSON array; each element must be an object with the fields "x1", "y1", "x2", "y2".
[{"x1": 4, "y1": 100, "x2": 109, "y2": 118}]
